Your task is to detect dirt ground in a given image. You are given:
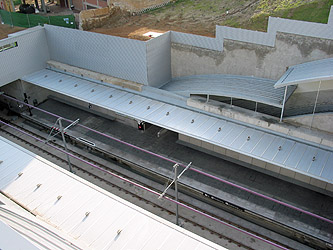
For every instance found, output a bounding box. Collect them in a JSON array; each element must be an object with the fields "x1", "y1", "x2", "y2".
[
  {"x1": 0, "y1": 24, "x2": 25, "y2": 40},
  {"x1": 89, "y1": 0, "x2": 260, "y2": 40},
  {"x1": 88, "y1": 0, "x2": 323, "y2": 40}
]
